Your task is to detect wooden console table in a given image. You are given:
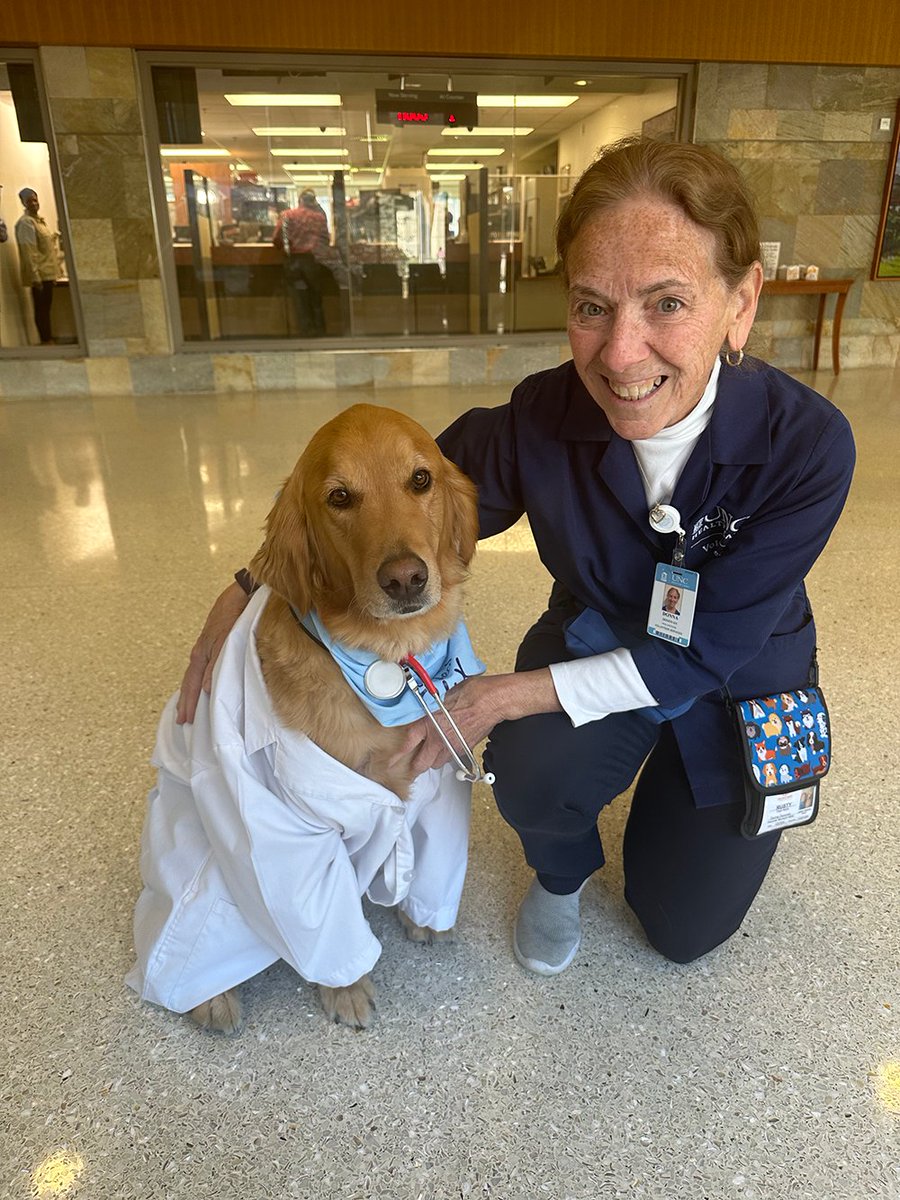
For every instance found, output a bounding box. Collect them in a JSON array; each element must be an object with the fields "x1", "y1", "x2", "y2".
[{"x1": 761, "y1": 277, "x2": 854, "y2": 373}]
